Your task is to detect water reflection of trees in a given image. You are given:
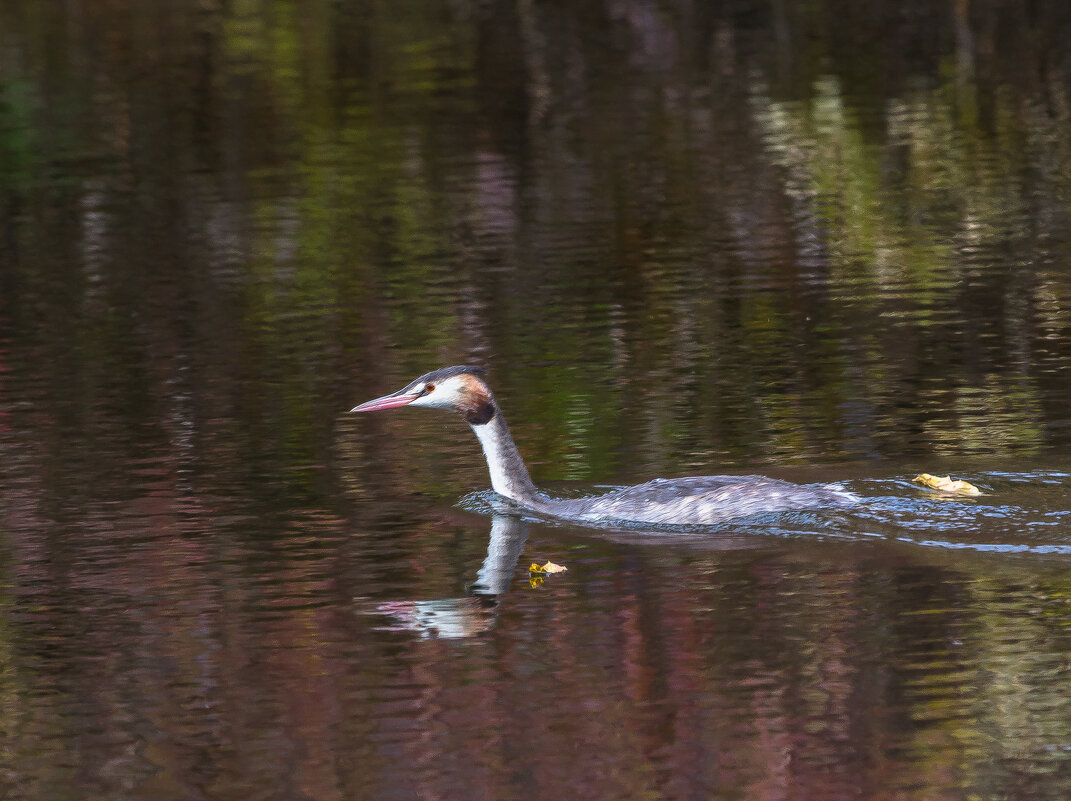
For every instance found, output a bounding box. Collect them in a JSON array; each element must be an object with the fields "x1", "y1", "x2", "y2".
[
  {"x1": 4, "y1": 1, "x2": 1071, "y2": 484},
  {"x1": 4, "y1": 2, "x2": 1071, "y2": 795},
  {"x1": 3, "y1": 481, "x2": 1071, "y2": 798}
]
